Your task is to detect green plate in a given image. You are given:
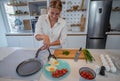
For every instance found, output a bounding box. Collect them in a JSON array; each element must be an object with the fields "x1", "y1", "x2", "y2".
[{"x1": 42, "y1": 59, "x2": 71, "y2": 81}]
